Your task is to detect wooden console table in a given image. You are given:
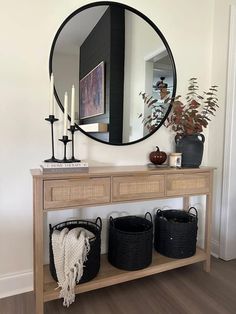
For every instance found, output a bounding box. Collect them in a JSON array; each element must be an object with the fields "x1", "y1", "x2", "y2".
[{"x1": 31, "y1": 166, "x2": 214, "y2": 314}]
